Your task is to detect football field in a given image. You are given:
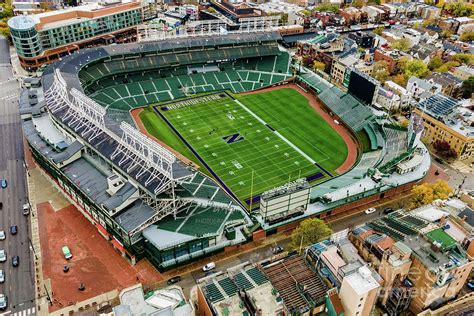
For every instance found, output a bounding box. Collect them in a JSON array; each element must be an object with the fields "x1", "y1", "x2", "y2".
[{"x1": 151, "y1": 88, "x2": 348, "y2": 207}]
